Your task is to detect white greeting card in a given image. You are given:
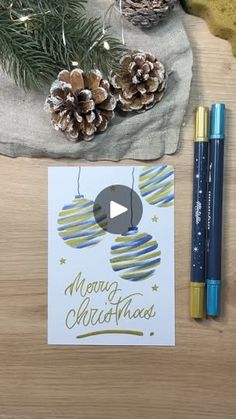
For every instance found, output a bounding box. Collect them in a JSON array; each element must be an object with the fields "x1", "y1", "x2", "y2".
[{"x1": 48, "y1": 166, "x2": 175, "y2": 345}]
